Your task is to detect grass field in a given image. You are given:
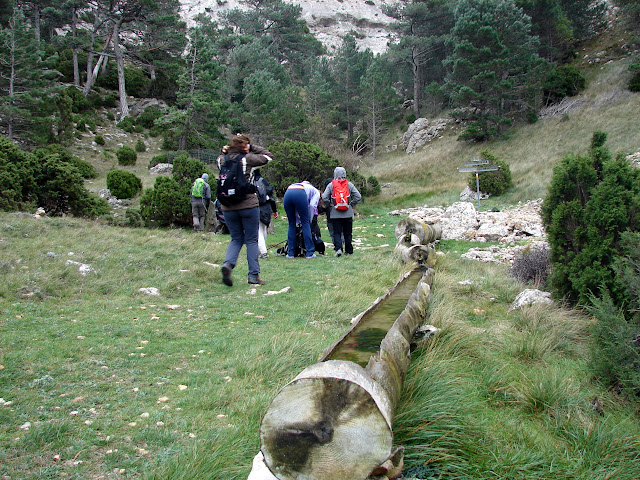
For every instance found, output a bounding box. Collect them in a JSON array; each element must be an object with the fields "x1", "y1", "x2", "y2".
[{"x1": 2, "y1": 208, "x2": 640, "y2": 479}]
